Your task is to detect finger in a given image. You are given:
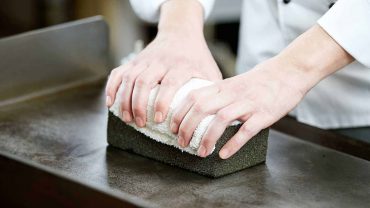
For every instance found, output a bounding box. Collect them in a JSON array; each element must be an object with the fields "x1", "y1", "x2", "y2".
[
  {"x1": 119, "y1": 63, "x2": 147, "y2": 122},
  {"x1": 153, "y1": 70, "x2": 191, "y2": 123},
  {"x1": 170, "y1": 84, "x2": 219, "y2": 134},
  {"x1": 105, "y1": 64, "x2": 130, "y2": 107},
  {"x1": 132, "y1": 62, "x2": 167, "y2": 127},
  {"x1": 219, "y1": 114, "x2": 267, "y2": 159},
  {"x1": 198, "y1": 100, "x2": 254, "y2": 157},
  {"x1": 178, "y1": 91, "x2": 233, "y2": 148}
]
